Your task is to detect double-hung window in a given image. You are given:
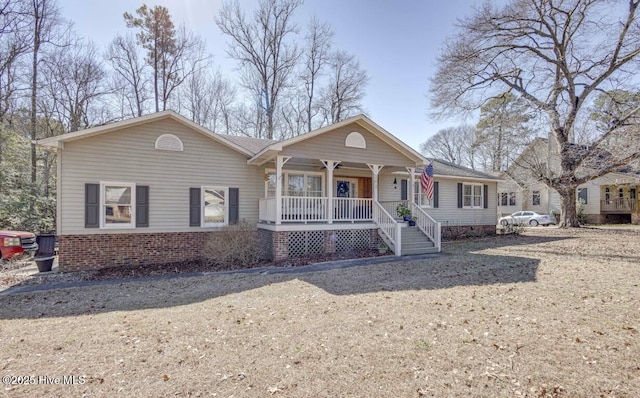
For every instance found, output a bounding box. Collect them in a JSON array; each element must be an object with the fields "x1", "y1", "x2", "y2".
[
  {"x1": 463, "y1": 184, "x2": 483, "y2": 209},
  {"x1": 101, "y1": 182, "x2": 135, "y2": 228},
  {"x1": 202, "y1": 187, "x2": 228, "y2": 227},
  {"x1": 265, "y1": 171, "x2": 324, "y2": 197},
  {"x1": 414, "y1": 181, "x2": 432, "y2": 207},
  {"x1": 532, "y1": 190, "x2": 541, "y2": 206}
]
